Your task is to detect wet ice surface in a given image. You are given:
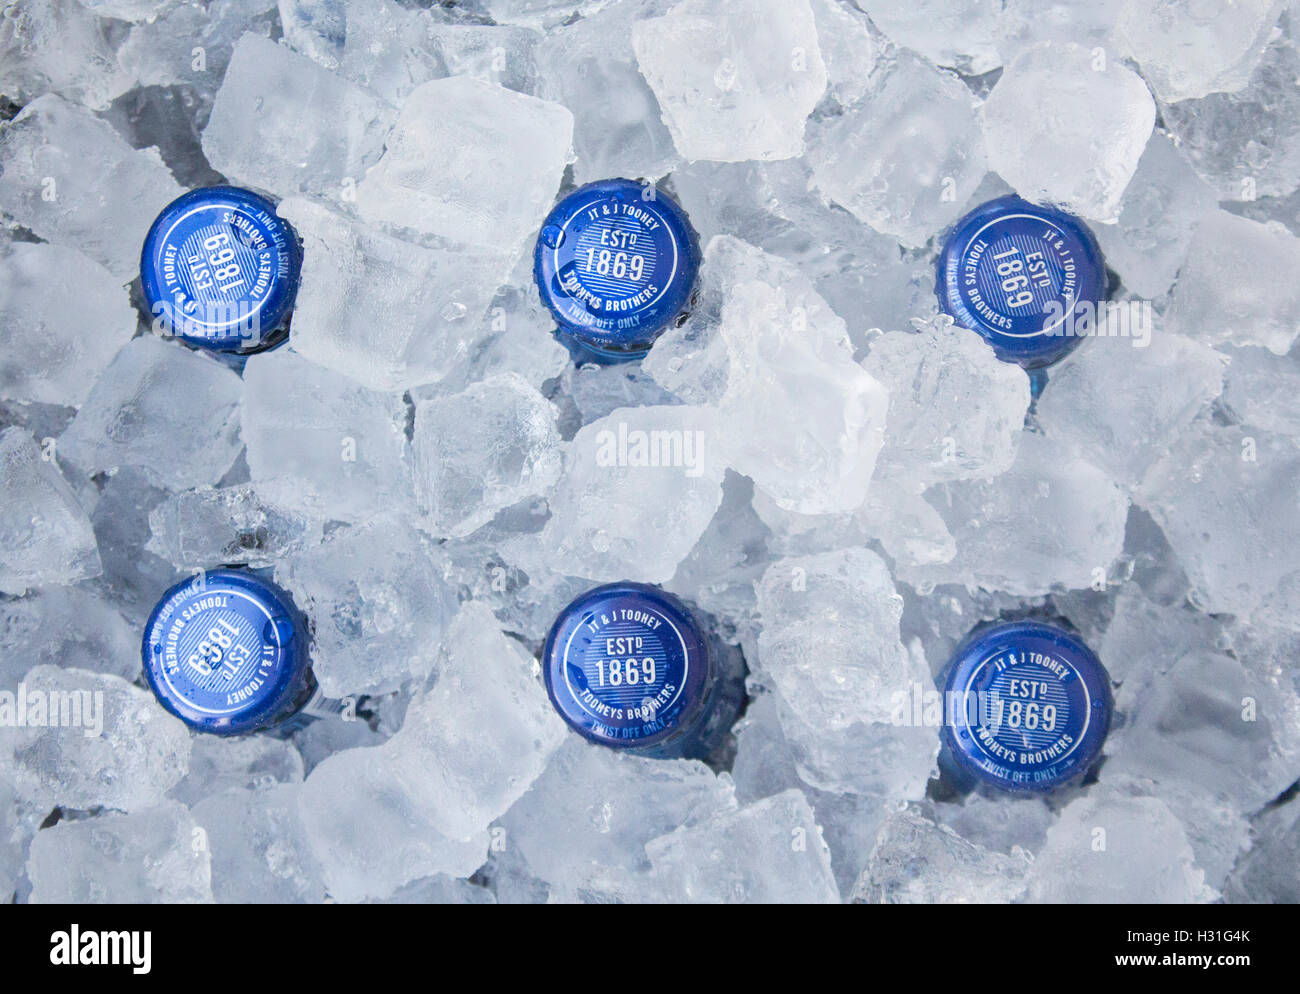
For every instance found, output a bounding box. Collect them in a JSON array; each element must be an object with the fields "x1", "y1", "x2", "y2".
[{"x1": 1, "y1": 0, "x2": 1299, "y2": 904}]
